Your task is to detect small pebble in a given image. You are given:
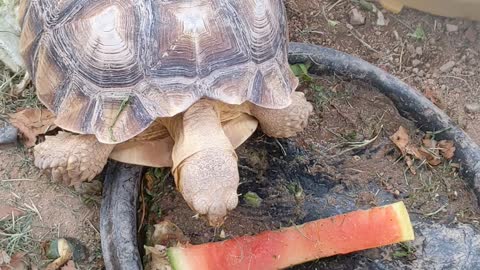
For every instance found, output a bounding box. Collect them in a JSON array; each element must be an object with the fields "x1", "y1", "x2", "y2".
[
  {"x1": 439, "y1": 61, "x2": 456, "y2": 73},
  {"x1": 0, "y1": 122, "x2": 18, "y2": 145},
  {"x1": 418, "y1": 70, "x2": 425, "y2": 77},
  {"x1": 349, "y1": 8, "x2": 365, "y2": 26},
  {"x1": 465, "y1": 103, "x2": 480, "y2": 113},
  {"x1": 412, "y1": 59, "x2": 421, "y2": 67},
  {"x1": 415, "y1": 46, "x2": 423, "y2": 56},
  {"x1": 446, "y1": 24, "x2": 459, "y2": 32},
  {"x1": 412, "y1": 67, "x2": 419, "y2": 74},
  {"x1": 376, "y1": 11, "x2": 386, "y2": 26}
]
